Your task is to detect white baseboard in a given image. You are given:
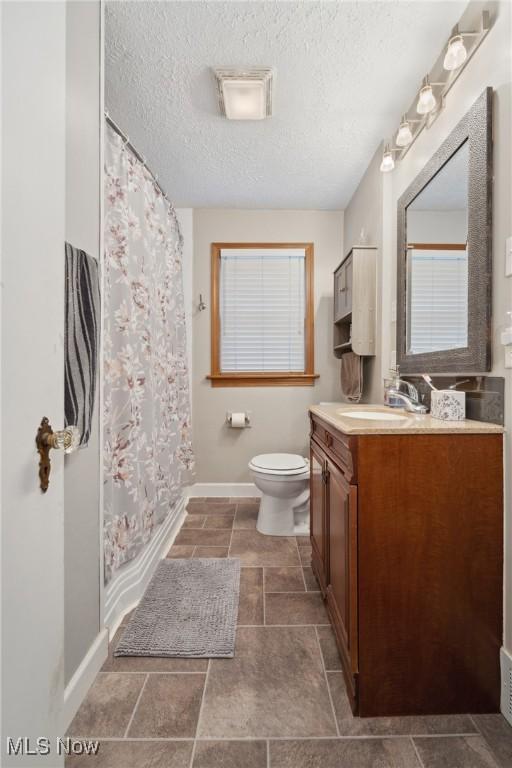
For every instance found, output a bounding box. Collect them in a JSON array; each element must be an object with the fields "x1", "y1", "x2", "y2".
[
  {"x1": 104, "y1": 496, "x2": 187, "y2": 633},
  {"x1": 63, "y1": 628, "x2": 109, "y2": 730},
  {"x1": 501, "y1": 646, "x2": 512, "y2": 725},
  {"x1": 186, "y1": 482, "x2": 261, "y2": 498}
]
